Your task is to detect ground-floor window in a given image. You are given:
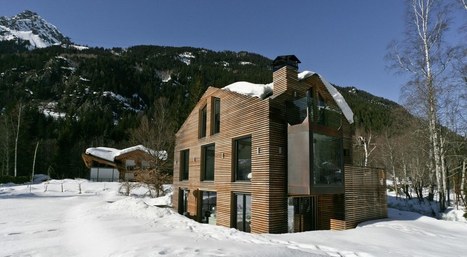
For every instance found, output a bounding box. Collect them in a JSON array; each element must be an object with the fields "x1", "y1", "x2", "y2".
[
  {"x1": 200, "y1": 191, "x2": 217, "y2": 224},
  {"x1": 287, "y1": 196, "x2": 317, "y2": 232},
  {"x1": 234, "y1": 193, "x2": 251, "y2": 232},
  {"x1": 179, "y1": 188, "x2": 189, "y2": 215}
]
